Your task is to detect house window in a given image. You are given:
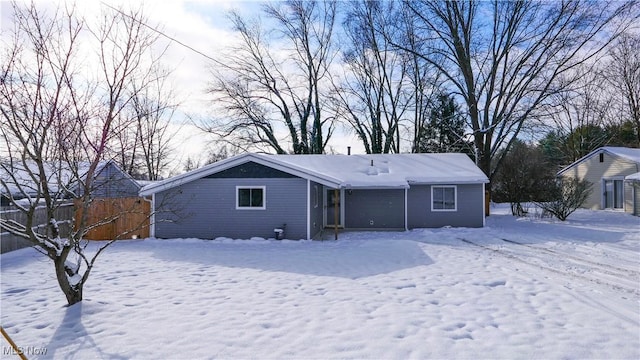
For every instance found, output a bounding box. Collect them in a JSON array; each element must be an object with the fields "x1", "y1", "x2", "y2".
[
  {"x1": 599, "y1": 153, "x2": 604, "y2": 162},
  {"x1": 432, "y1": 185, "x2": 457, "y2": 211},
  {"x1": 236, "y1": 186, "x2": 266, "y2": 209},
  {"x1": 314, "y1": 185, "x2": 319, "y2": 208}
]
